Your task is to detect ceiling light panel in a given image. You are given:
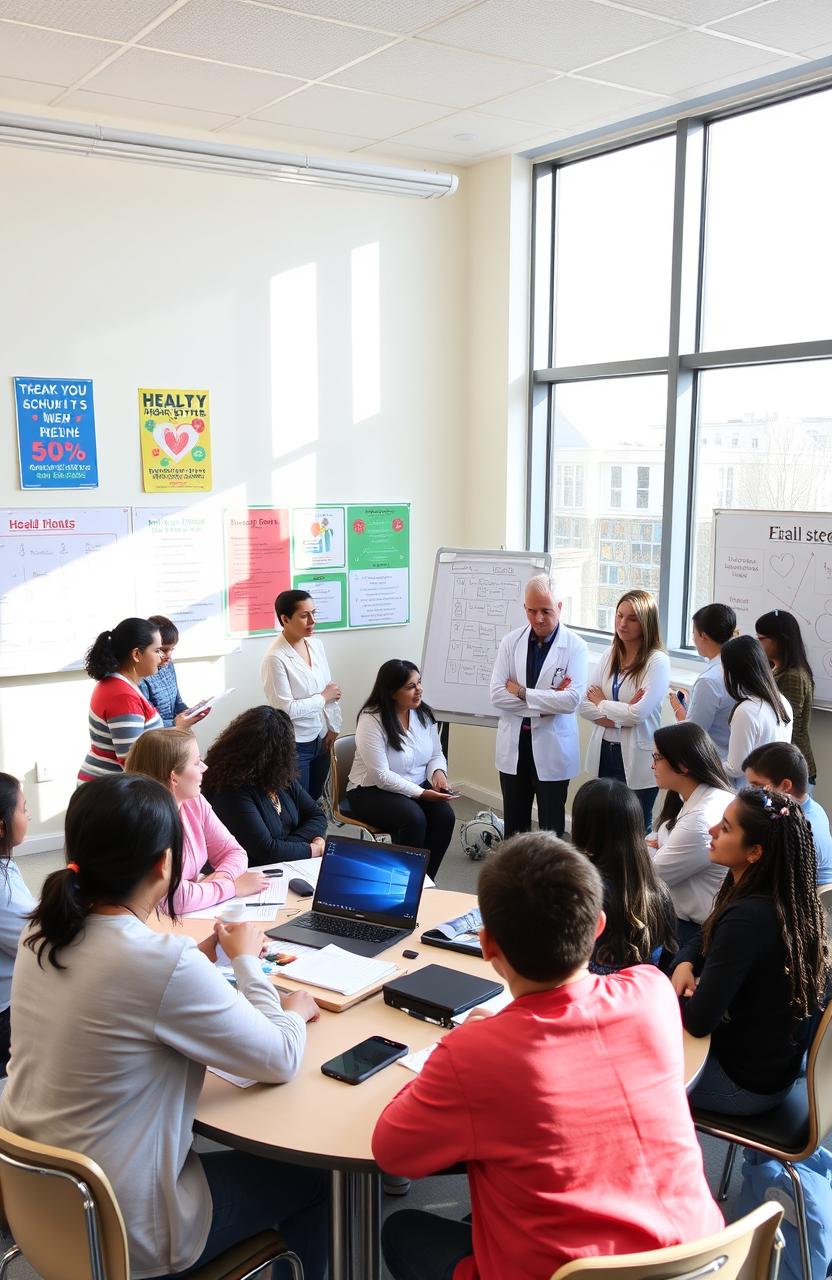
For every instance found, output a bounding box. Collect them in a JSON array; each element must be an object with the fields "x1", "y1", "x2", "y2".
[
  {"x1": 331, "y1": 40, "x2": 553, "y2": 107},
  {"x1": 139, "y1": 0, "x2": 391, "y2": 78}
]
